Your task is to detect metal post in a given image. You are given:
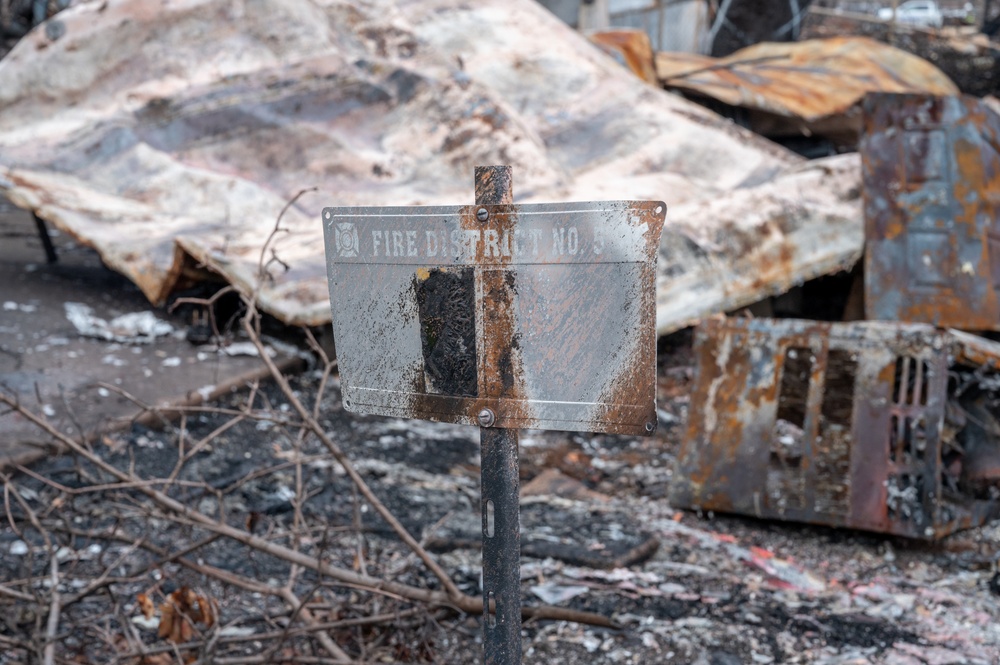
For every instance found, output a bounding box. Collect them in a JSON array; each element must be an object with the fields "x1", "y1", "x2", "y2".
[{"x1": 475, "y1": 165, "x2": 522, "y2": 665}]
